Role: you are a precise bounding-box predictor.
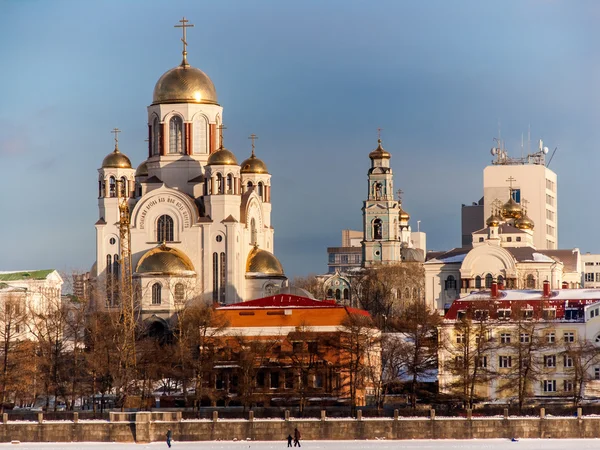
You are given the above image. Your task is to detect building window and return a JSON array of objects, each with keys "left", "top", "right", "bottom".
[
  {"left": 595, "top": 367, "right": 600, "bottom": 380},
  {"left": 227, "top": 174, "right": 234, "bottom": 194},
  {"left": 520, "top": 333, "right": 530, "bottom": 343},
  {"left": 151, "top": 283, "right": 162, "bottom": 305},
  {"left": 456, "top": 333, "right": 465, "bottom": 344},
  {"left": 445, "top": 275, "right": 457, "bottom": 290},
  {"left": 543, "top": 309, "right": 556, "bottom": 320},
  {"left": 454, "top": 356, "right": 464, "bottom": 369},
  {"left": 475, "top": 276, "right": 482, "bottom": 289},
  {"left": 169, "top": 116, "right": 184, "bottom": 154},
  {"left": 499, "top": 355, "right": 512, "bottom": 368},
  {"left": 544, "top": 355, "right": 556, "bottom": 368},
  {"left": 219, "top": 252, "right": 226, "bottom": 303},
  {"left": 212, "top": 252, "right": 219, "bottom": 302},
  {"left": 157, "top": 215, "right": 174, "bottom": 242},
  {"left": 500, "top": 333, "right": 511, "bottom": 344},
  {"left": 474, "top": 310, "right": 489, "bottom": 321},
  {"left": 516, "top": 237, "right": 521, "bottom": 242},
  {"left": 485, "top": 273, "right": 493, "bottom": 288},
  {"left": 543, "top": 380, "right": 557, "bottom": 392},
  {"left": 373, "top": 218, "right": 382, "bottom": 240},
  {"left": 564, "top": 380, "right": 574, "bottom": 392},
  {"left": 564, "top": 355, "right": 574, "bottom": 368},
  {"left": 498, "top": 309, "right": 511, "bottom": 320},
  {"left": 479, "top": 237, "right": 484, "bottom": 242},
  {"left": 497, "top": 275, "right": 504, "bottom": 285},
  {"left": 258, "top": 181, "right": 264, "bottom": 198},
  {"left": 507, "top": 237, "right": 512, "bottom": 242},
  {"left": 174, "top": 283, "right": 185, "bottom": 303},
  {"left": 250, "top": 218, "right": 257, "bottom": 245},
  {"left": 547, "top": 332, "right": 556, "bottom": 344},
  {"left": 109, "top": 177, "right": 116, "bottom": 197},
  {"left": 565, "top": 309, "right": 581, "bottom": 321},
  {"left": 152, "top": 117, "right": 160, "bottom": 156},
  {"left": 564, "top": 332, "right": 575, "bottom": 343},
  {"left": 521, "top": 308, "right": 533, "bottom": 320},
  {"left": 476, "top": 356, "right": 487, "bottom": 368},
  {"left": 526, "top": 274, "right": 536, "bottom": 289},
  {"left": 343, "top": 288, "right": 349, "bottom": 300}
]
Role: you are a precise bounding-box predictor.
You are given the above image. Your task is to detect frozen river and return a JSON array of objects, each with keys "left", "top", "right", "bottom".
[{"left": 1, "top": 440, "right": 599, "bottom": 450}]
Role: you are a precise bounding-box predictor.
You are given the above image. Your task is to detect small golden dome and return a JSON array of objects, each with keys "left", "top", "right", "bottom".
[
  {"left": 135, "top": 161, "right": 148, "bottom": 177},
  {"left": 486, "top": 212, "right": 502, "bottom": 227},
  {"left": 102, "top": 148, "right": 132, "bottom": 169},
  {"left": 246, "top": 246, "right": 285, "bottom": 277},
  {"left": 515, "top": 213, "right": 535, "bottom": 230},
  {"left": 152, "top": 64, "right": 218, "bottom": 105},
  {"left": 240, "top": 150, "right": 268, "bottom": 174},
  {"left": 501, "top": 197, "right": 522, "bottom": 219},
  {"left": 136, "top": 244, "right": 195, "bottom": 275},
  {"left": 399, "top": 205, "right": 410, "bottom": 221},
  {"left": 207, "top": 147, "right": 238, "bottom": 166},
  {"left": 369, "top": 139, "right": 391, "bottom": 160}
]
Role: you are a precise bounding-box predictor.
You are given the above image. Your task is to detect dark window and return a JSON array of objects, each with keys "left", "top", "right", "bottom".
[
  {"left": 445, "top": 275, "right": 457, "bottom": 290},
  {"left": 526, "top": 274, "right": 536, "bottom": 289},
  {"left": 485, "top": 273, "right": 493, "bottom": 288},
  {"left": 109, "top": 177, "right": 116, "bottom": 197},
  {"left": 373, "top": 218, "right": 382, "bottom": 240},
  {"left": 475, "top": 276, "right": 482, "bottom": 289},
  {"left": 157, "top": 215, "right": 174, "bottom": 242}
]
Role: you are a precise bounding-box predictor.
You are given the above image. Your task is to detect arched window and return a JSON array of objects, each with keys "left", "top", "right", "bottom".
[
  {"left": 485, "top": 273, "right": 493, "bottom": 288},
  {"left": 109, "top": 177, "right": 116, "bottom": 197},
  {"left": 174, "top": 283, "right": 185, "bottom": 303},
  {"left": 327, "top": 289, "right": 333, "bottom": 298},
  {"left": 227, "top": 174, "right": 233, "bottom": 194},
  {"left": 106, "top": 254, "right": 112, "bottom": 275},
  {"left": 258, "top": 182, "right": 264, "bottom": 198},
  {"left": 343, "top": 288, "right": 349, "bottom": 300},
  {"left": 247, "top": 181, "right": 253, "bottom": 191},
  {"left": 217, "top": 173, "right": 224, "bottom": 194},
  {"left": 219, "top": 252, "right": 226, "bottom": 303},
  {"left": 157, "top": 215, "right": 174, "bottom": 243},
  {"left": 152, "top": 117, "right": 160, "bottom": 156},
  {"left": 98, "top": 180, "right": 103, "bottom": 198},
  {"left": 445, "top": 275, "right": 456, "bottom": 290},
  {"left": 526, "top": 274, "right": 536, "bottom": 289},
  {"left": 113, "top": 254, "right": 120, "bottom": 279},
  {"left": 250, "top": 218, "right": 257, "bottom": 245},
  {"left": 212, "top": 252, "right": 219, "bottom": 302},
  {"left": 475, "top": 276, "right": 482, "bottom": 289},
  {"left": 119, "top": 176, "right": 127, "bottom": 198},
  {"left": 193, "top": 115, "right": 208, "bottom": 154},
  {"left": 152, "top": 283, "right": 162, "bottom": 305},
  {"left": 169, "top": 116, "right": 184, "bottom": 154},
  {"left": 404, "top": 287, "right": 411, "bottom": 299},
  {"left": 497, "top": 275, "right": 504, "bottom": 286},
  {"left": 373, "top": 218, "right": 382, "bottom": 240},
  {"left": 335, "top": 289, "right": 341, "bottom": 300}
]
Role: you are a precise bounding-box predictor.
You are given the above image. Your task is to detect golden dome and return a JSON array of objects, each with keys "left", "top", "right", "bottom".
[
  {"left": 207, "top": 147, "right": 238, "bottom": 166},
  {"left": 152, "top": 63, "right": 218, "bottom": 105},
  {"left": 501, "top": 197, "right": 522, "bottom": 219},
  {"left": 246, "top": 246, "right": 285, "bottom": 277},
  {"left": 369, "top": 139, "right": 391, "bottom": 160},
  {"left": 399, "top": 205, "right": 410, "bottom": 221},
  {"left": 102, "top": 148, "right": 132, "bottom": 169},
  {"left": 136, "top": 244, "right": 195, "bottom": 275},
  {"left": 240, "top": 150, "right": 268, "bottom": 174},
  {"left": 486, "top": 212, "right": 502, "bottom": 227},
  {"left": 515, "top": 213, "right": 535, "bottom": 230},
  {"left": 135, "top": 161, "right": 148, "bottom": 177}
]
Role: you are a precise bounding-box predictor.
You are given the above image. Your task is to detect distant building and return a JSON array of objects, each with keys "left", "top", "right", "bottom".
[
  {"left": 327, "top": 230, "right": 362, "bottom": 274},
  {"left": 581, "top": 253, "right": 600, "bottom": 288},
  {"left": 461, "top": 198, "right": 484, "bottom": 248}
]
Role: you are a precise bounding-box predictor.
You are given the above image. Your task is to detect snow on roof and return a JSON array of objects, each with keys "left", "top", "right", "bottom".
[{"left": 461, "top": 288, "right": 600, "bottom": 302}]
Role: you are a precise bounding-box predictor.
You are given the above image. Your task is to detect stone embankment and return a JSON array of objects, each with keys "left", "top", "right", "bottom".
[{"left": 0, "top": 408, "right": 598, "bottom": 443}]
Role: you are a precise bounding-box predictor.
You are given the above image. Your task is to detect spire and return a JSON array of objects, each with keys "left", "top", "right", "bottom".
[
  {"left": 248, "top": 133, "right": 258, "bottom": 157},
  {"left": 175, "top": 17, "right": 194, "bottom": 68},
  {"left": 111, "top": 128, "right": 121, "bottom": 153}
]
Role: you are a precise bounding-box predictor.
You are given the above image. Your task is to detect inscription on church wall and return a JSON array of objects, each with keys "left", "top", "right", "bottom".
[{"left": 139, "top": 195, "right": 191, "bottom": 229}]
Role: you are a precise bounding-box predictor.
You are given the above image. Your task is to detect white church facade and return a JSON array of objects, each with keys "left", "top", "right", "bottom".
[{"left": 92, "top": 22, "right": 286, "bottom": 321}]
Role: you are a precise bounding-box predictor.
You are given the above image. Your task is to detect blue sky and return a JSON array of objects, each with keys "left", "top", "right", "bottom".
[{"left": 1, "top": 0, "right": 599, "bottom": 278}]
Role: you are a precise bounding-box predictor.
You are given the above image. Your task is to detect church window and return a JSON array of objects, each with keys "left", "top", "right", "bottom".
[
  {"left": 98, "top": 180, "right": 103, "bottom": 198},
  {"left": 475, "top": 276, "right": 482, "bottom": 289},
  {"left": 485, "top": 273, "right": 493, "bottom": 288},
  {"left": 247, "top": 181, "right": 253, "bottom": 191},
  {"left": 526, "top": 274, "right": 536, "bottom": 289},
  {"left": 109, "top": 177, "right": 116, "bottom": 197},
  {"left": 193, "top": 115, "right": 208, "bottom": 154},
  {"left": 445, "top": 275, "right": 457, "bottom": 290},
  {"left": 335, "top": 289, "right": 341, "bottom": 300},
  {"left": 174, "top": 283, "right": 185, "bottom": 303},
  {"left": 157, "top": 215, "right": 174, "bottom": 243},
  {"left": 212, "top": 252, "right": 219, "bottom": 302},
  {"left": 220, "top": 252, "right": 226, "bottom": 303},
  {"left": 152, "top": 117, "right": 160, "bottom": 156},
  {"left": 106, "top": 255, "right": 112, "bottom": 275},
  {"left": 251, "top": 218, "right": 257, "bottom": 245},
  {"left": 373, "top": 219, "right": 382, "bottom": 240},
  {"left": 119, "top": 177, "right": 127, "bottom": 197},
  {"left": 258, "top": 182, "right": 264, "bottom": 198},
  {"left": 151, "top": 283, "right": 162, "bottom": 305},
  {"left": 217, "top": 173, "right": 224, "bottom": 194},
  {"left": 216, "top": 235, "right": 223, "bottom": 243},
  {"left": 498, "top": 275, "right": 504, "bottom": 285},
  {"left": 109, "top": 238, "right": 116, "bottom": 245},
  {"left": 343, "top": 288, "right": 349, "bottom": 300},
  {"left": 169, "top": 116, "right": 184, "bottom": 154},
  {"left": 327, "top": 289, "right": 333, "bottom": 298},
  {"left": 227, "top": 174, "right": 233, "bottom": 194},
  {"left": 113, "top": 254, "right": 120, "bottom": 279}
]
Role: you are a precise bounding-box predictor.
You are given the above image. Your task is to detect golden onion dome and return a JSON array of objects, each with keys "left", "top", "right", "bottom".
[
  {"left": 102, "top": 148, "right": 132, "bottom": 169},
  {"left": 246, "top": 246, "right": 285, "bottom": 277},
  {"left": 240, "top": 150, "right": 268, "bottom": 174},
  {"left": 369, "top": 139, "right": 391, "bottom": 160},
  {"left": 399, "top": 205, "right": 410, "bottom": 221},
  {"left": 135, "top": 161, "right": 148, "bottom": 177},
  {"left": 515, "top": 213, "right": 535, "bottom": 230},
  {"left": 501, "top": 197, "right": 522, "bottom": 219},
  {"left": 207, "top": 147, "right": 238, "bottom": 166},
  {"left": 152, "top": 63, "right": 218, "bottom": 105},
  {"left": 486, "top": 212, "right": 502, "bottom": 227},
  {"left": 136, "top": 244, "right": 195, "bottom": 275}
]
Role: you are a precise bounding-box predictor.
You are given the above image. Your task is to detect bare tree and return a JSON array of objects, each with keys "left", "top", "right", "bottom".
[
  {"left": 291, "top": 275, "right": 326, "bottom": 299},
  {"left": 563, "top": 339, "right": 600, "bottom": 405}
]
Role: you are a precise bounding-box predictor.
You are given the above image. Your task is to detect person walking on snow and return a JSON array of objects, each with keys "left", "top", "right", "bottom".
[
  {"left": 166, "top": 429, "right": 172, "bottom": 448},
  {"left": 294, "top": 427, "right": 301, "bottom": 447},
  {"left": 287, "top": 434, "right": 293, "bottom": 447}
]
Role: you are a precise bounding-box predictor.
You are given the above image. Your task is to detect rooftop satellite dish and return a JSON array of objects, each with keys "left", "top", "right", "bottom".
[
  {"left": 543, "top": 146, "right": 549, "bottom": 154},
  {"left": 491, "top": 147, "right": 497, "bottom": 156}
]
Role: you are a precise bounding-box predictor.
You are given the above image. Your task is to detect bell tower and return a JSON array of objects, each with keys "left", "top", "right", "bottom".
[{"left": 362, "top": 135, "right": 403, "bottom": 266}]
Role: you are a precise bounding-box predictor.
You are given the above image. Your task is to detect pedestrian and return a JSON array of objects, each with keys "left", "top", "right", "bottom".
[
  {"left": 166, "top": 428, "right": 172, "bottom": 448},
  {"left": 287, "top": 434, "right": 293, "bottom": 447},
  {"left": 293, "top": 427, "right": 301, "bottom": 447}
]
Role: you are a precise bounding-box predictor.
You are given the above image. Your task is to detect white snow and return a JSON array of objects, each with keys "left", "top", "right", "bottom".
[{"left": 0, "top": 440, "right": 599, "bottom": 449}]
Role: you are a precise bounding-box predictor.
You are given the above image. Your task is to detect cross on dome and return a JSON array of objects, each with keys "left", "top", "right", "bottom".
[
  {"left": 217, "top": 124, "right": 227, "bottom": 148},
  {"left": 248, "top": 133, "right": 258, "bottom": 156},
  {"left": 111, "top": 128, "right": 121, "bottom": 150},
  {"left": 175, "top": 17, "right": 194, "bottom": 67}
]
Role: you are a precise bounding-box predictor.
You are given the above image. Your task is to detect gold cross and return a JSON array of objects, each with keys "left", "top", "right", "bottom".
[
  {"left": 506, "top": 176, "right": 516, "bottom": 190},
  {"left": 175, "top": 17, "right": 194, "bottom": 66},
  {"left": 111, "top": 128, "right": 121, "bottom": 149},
  {"left": 217, "top": 124, "right": 227, "bottom": 148},
  {"left": 377, "top": 127, "right": 383, "bottom": 141},
  {"left": 396, "top": 188, "right": 403, "bottom": 202},
  {"left": 248, "top": 134, "right": 258, "bottom": 156}
]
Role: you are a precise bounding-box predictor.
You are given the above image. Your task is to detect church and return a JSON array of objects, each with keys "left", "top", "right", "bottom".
[{"left": 92, "top": 20, "right": 287, "bottom": 322}]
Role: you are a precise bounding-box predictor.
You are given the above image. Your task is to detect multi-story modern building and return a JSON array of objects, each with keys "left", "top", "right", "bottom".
[
  {"left": 327, "top": 230, "right": 363, "bottom": 274},
  {"left": 581, "top": 253, "right": 600, "bottom": 288}
]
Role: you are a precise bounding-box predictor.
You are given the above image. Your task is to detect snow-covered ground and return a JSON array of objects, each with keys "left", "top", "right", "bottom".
[{"left": 0, "top": 440, "right": 599, "bottom": 450}]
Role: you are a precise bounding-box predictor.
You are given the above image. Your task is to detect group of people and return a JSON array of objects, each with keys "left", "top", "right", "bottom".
[{"left": 165, "top": 427, "right": 302, "bottom": 447}]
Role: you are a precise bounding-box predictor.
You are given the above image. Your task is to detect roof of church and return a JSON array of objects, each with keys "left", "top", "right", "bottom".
[
  {"left": 425, "top": 247, "right": 470, "bottom": 264},
  {"left": 0, "top": 270, "right": 55, "bottom": 281},
  {"left": 222, "top": 215, "right": 238, "bottom": 223},
  {"left": 473, "top": 223, "right": 527, "bottom": 235},
  {"left": 144, "top": 175, "right": 163, "bottom": 184}
]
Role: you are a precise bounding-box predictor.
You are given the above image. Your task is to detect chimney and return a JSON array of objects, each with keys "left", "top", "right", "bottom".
[
  {"left": 543, "top": 280, "right": 551, "bottom": 297},
  {"left": 491, "top": 281, "right": 498, "bottom": 299}
]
